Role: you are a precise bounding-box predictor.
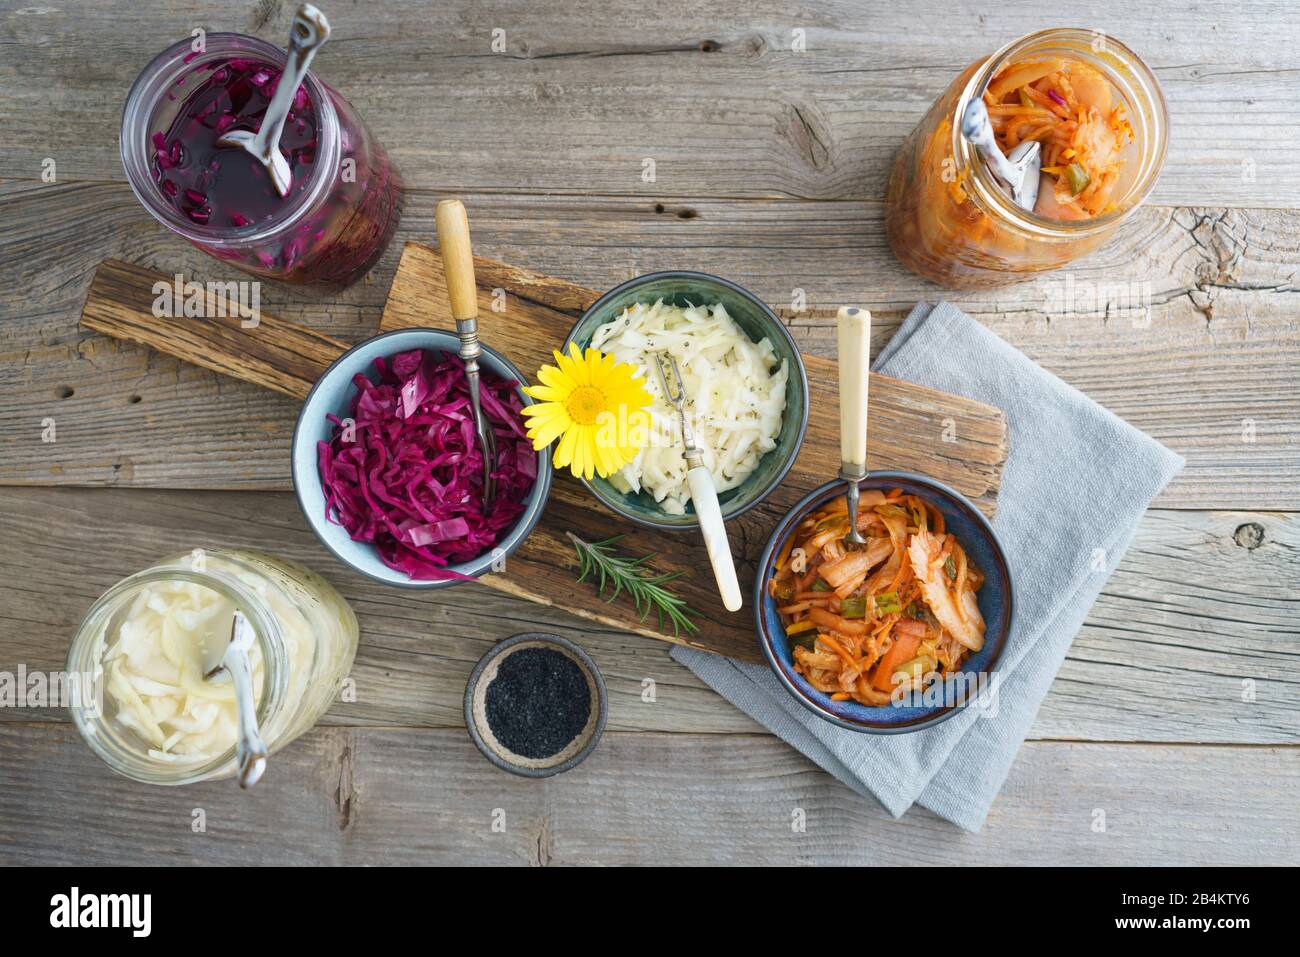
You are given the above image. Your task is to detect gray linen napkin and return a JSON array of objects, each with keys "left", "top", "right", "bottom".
[{"left": 671, "top": 301, "right": 1185, "bottom": 831}]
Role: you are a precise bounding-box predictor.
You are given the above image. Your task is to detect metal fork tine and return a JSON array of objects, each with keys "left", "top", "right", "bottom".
[
  {"left": 667, "top": 355, "right": 685, "bottom": 404},
  {"left": 653, "top": 351, "right": 685, "bottom": 408}
]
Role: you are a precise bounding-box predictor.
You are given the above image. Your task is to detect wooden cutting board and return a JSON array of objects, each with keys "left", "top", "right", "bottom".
[{"left": 81, "top": 245, "right": 1007, "bottom": 662}]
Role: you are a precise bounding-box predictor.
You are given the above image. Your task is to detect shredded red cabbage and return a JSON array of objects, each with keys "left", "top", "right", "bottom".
[{"left": 317, "top": 349, "right": 538, "bottom": 581}]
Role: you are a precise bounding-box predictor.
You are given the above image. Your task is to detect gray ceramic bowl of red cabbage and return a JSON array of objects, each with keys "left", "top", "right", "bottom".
[{"left": 291, "top": 327, "right": 551, "bottom": 588}]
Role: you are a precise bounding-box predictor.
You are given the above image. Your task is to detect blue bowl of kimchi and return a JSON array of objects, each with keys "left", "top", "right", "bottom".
[
  {"left": 292, "top": 328, "right": 552, "bottom": 589},
  {"left": 755, "top": 472, "right": 1014, "bottom": 734}
]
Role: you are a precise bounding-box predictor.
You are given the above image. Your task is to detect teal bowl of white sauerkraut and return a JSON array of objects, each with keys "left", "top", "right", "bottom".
[{"left": 563, "top": 271, "right": 809, "bottom": 531}]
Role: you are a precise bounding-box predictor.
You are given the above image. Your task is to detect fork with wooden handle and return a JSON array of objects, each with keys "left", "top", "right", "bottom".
[{"left": 435, "top": 199, "right": 497, "bottom": 512}]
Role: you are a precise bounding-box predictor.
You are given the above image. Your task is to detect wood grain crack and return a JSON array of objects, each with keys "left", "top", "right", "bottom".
[{"left": 335, "top": 734, "right": 357, "bottom": 833}]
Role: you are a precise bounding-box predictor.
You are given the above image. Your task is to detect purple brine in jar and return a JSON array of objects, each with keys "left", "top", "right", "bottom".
[{"left": 122, "top": 34, "right": 403, "bottom": 288}]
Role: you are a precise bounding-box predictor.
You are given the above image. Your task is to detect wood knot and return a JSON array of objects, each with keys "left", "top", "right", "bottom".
[
  {"left": 781, "top": 103, "right": 831, "bottom": 171},
  {"left": 652, "top": 203, "right": 699, "bottom": 219},
  {"left": 699, "top": 39, "right": 721, "bottom": 52},
  {"left": 335, "top": 739, "right": 356, "bottom": 832},
  {"left": 251, "top": 0, "right": 282, "bottom": 31},
  {"left": 532, "top": 818, "right": 554, "bottom": 866},
  {"left": 1233, "top": 522, "right": 1265, "bottom": 550}
]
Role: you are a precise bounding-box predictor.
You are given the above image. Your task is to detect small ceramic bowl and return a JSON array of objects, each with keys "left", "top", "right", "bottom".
[
  {"left": 755, "top": 471, "right": 1015, "bottom": 733},
  {"left": 291, "top": 327, "right": 552, "bottom": 589},
  {"left": 464, "top": 633, "right": 608, "bottom": 778},
  {"left": 562, "top": 270, "right": 809, "bottom": 531}
]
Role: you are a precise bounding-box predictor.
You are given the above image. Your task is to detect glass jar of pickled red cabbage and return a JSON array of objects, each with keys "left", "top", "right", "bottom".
[
  {"left": 66, "top": 549, "right": 358, "bottom": 785},
  {"left": 885, "top": 28, "right": 1168, "bottom": 288},
  {"left": 121, "top": 33, "right": 403, "bottom": 288}
]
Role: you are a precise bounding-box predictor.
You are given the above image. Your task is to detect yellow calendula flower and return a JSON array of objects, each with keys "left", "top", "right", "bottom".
[{"left": 522, "top": 343, "right": 652, "bottom": 480}]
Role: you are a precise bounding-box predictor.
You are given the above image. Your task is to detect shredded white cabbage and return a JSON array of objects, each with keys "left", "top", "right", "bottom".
[
  {"left": 103, "top": 579, "right": 264, "bottom": 759},
  {"left": 590, "top": 299, "right": 788, "bottom": 515}
]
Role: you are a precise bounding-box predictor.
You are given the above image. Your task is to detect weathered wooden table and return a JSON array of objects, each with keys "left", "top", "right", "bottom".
[{"left": 1, "top": 0, "right": 1296, "bottom": 865}]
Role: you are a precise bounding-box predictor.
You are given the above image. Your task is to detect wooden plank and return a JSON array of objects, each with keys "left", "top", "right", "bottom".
[
  {"left": 0, "top": 725, "right": 1295, "bottom": 865},
  {"left": 2, "top": 0, "right": 1300, "bottom": 207},
  {"left": 1, "top": 487, "right": 1295, "bottom": 743},
  {"left": 81, "top": 260, "right": 347, "bottom": 399},
  {"left": 68, "top": 248, "right": 1006, "bottom": 660},
  {"left": 2, "top": 184, "right": 1295, "bottom": 508}
]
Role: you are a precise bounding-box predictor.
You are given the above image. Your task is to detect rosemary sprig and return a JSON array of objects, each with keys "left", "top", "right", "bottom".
[{"left": 566, "top": 532, "right": 700, "bottom": 636}]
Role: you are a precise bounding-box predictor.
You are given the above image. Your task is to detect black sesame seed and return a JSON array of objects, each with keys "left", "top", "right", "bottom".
[{"left": 484, "top": 647, "right": 591, "bottom": 759}]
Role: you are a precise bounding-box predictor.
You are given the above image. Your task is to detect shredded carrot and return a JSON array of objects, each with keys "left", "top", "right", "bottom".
[
  {"left": 817, "top": 632, "right": 859, "bottom": 672},
  {"left": 774, "top": 534, "right": 795, "bottom": 573},
  {"left": 871, "top": 633, "right": 923, "bottom": 692}
]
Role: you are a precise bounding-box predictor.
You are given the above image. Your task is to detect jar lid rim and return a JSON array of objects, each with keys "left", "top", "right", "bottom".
[
  {"left": 953, "top": 27, "right": 1170, "bottom": 238},
  {"left": 120, "top": 33, "right": 341, "bottom": 246},
  {"left": 65, "top": 551, "right": 285, "bottom": 783}
]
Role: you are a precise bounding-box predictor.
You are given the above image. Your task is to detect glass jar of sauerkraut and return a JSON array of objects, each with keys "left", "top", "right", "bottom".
[
  {"left": 66, "top": 549, "right": 358, "bottom": 785},
  {"left": 885, "top": 28, "right": 1168, "bottom": 288}
]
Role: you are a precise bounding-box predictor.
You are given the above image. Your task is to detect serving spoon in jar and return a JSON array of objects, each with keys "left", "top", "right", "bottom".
[
  {"left": 960, "top": 96, "right": 1041, "bottom": 212},
  {"left": 202, "top": 610, "right": 268, "bottom": 789},
  {"left": 837, "top": 306, "right": 871, "bottom": 544},
  {"left": 217, "top": 3, "right": 332, "bottom": 198}
]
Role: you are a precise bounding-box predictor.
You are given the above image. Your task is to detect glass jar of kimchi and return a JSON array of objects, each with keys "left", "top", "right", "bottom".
[{"left": 885, "top": 28, "right": 1168, "bottom": 288}]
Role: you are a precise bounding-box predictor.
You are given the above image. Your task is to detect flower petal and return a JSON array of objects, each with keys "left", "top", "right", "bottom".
[
  {"left": 554, "top": 426, "right": 577, "bottom": 470},
  {"left": 536, "top": 364, "right": 572, "bottom": 392},
  {"left": 560, "top": 343, "right": 585, "bottom": 386},
  {"left": 530, "top": 415, "right": 568, "bottom": 450},
  {"left": 523, "top": 384, "right": 566, "bottom": 402}
]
